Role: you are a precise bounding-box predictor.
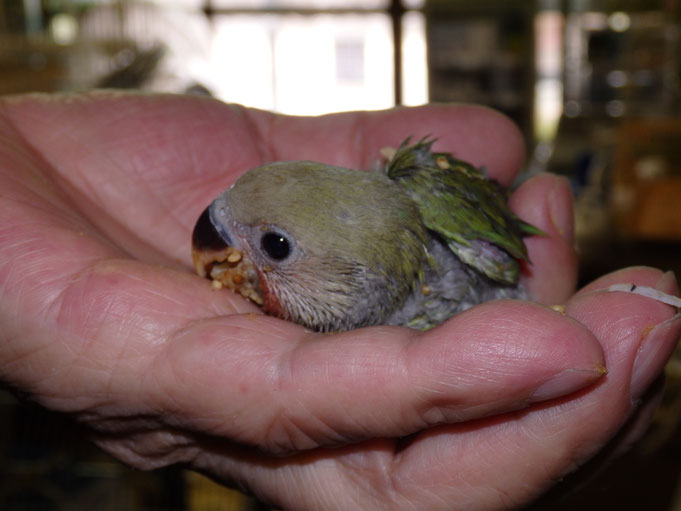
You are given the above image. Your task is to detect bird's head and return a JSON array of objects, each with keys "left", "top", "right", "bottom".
[{"left": 192, "top": 161, "right": 427, "bottom": 332}]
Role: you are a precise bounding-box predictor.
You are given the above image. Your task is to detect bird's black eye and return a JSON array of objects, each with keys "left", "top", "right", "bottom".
[{"left": 261, "top": 232, "right": 291, "bottom": 261}]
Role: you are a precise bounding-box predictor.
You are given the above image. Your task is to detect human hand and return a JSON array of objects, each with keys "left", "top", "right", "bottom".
[{"left": 0, "top": 92, "right": 678, "bottom": 510}]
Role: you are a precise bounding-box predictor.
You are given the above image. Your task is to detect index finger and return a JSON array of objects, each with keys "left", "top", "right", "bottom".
[
  {"left": 252, "top": 103, "right": 526, "bottom": 186},
  {"left": 2, "top": 94, "right": 526, "bottom": 269}
]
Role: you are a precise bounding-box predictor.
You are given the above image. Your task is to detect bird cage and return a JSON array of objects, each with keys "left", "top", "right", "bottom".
[{"left": 0, "top": 1, "right": 212, "bottom": 95}]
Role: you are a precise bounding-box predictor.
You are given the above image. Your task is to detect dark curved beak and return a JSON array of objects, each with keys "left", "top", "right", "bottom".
[
  {"left": 192, "top": 206, "right": 231, "bottom": 251},
  {"left": 191, "top": 205, "right": 235, "bottom": 278},
  {"left": 190, "top": 203, "right": 263, "bottom": 306}
]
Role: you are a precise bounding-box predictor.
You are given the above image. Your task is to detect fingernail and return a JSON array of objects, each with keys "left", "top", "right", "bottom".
[
  {"left": 548, "top": 177, "right": 574, "bottom": 245},
  {"left": 631, "top": 314, "right": 681, "bottom": 401},
  {"left": 530, "top": 366, "right": 607, "bottom": 402},
  {"left": 655, "top": 270, "right": 678, "bottom": 293}
]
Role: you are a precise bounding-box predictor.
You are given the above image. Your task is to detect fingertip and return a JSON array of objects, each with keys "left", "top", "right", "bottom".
[
  {"left": 566, "top": 270, "right": 679, "bottom": 363},
  {"left": 510, "top": 174, "right": 578, "bottom": 304},
  {"left": 565, "top": 269, "right": 680, "bottom": 408},
  {"left": 418, "top": 301, "right": 605, "bottom": 405}
]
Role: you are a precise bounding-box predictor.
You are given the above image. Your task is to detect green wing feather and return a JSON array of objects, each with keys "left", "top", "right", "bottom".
[{"left": 385, "top": 137, "right": 543, "bottom": 284}]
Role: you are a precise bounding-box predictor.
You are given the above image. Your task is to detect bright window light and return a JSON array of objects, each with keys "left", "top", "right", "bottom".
[{"left": 210, "top": 11, "right": 427, "bottom": 114}]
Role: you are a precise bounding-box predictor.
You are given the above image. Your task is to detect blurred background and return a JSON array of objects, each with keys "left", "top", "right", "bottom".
[{"left": 2, "top": 0, "right": 681, "bottom": 509}]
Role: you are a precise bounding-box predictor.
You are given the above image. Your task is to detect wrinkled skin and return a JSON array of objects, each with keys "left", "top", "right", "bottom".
[{"left": 0, "top": 91, "right": 679, "bottom": 510}]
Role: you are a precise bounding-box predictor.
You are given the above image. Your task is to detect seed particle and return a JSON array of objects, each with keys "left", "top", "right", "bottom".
[
  {"left": 435, "top": 156, "right": 450, "bottom": 170},
  {"left": 227, "top": 251, "right": 242, "bottom": 264}
]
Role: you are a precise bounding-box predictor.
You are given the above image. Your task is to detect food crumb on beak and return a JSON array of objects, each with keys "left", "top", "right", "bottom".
[{"left": 192, "top": 245, "right": 264, "bottom": 306}]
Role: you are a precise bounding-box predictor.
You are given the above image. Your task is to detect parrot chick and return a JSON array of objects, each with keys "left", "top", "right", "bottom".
[{"left": 192, "top": 138, "right": 542, "bottom": 332}]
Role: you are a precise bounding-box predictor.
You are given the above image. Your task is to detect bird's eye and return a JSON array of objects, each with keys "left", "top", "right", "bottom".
[{"left": 261, "top": 232, "right": 291, "bottom": 261}]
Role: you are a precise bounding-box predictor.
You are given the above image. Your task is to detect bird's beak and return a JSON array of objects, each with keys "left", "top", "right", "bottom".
[
  {"left": 191, "top": 206, "right": 263, "bottom": 305},
  {"left": 191, "top": 206, "right": 231, "bottom": 277}
]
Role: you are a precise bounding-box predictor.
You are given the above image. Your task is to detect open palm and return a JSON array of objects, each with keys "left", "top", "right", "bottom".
[{"left": 0, "top": 91, "right": 678, "bottom": 510}]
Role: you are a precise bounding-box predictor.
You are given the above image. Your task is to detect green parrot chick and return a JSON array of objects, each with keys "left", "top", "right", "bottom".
[{"left": 192, "top": 139, "right": 540, "bottom": 332}]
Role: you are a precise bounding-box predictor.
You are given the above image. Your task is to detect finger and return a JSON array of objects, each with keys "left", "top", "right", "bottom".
[
  {"left": 257, "top": 103, "right": 526, "bottom": 186},
  {"left": 509, "top": 173, "right": 578, "bottom": 304},
  {"left": 147, "top": 299, "right": 604, "bottom": 456},
  {"left": 571, "top": 267, "right": 679, "bottom": 402},
  {"left": 1, "top": 92, "right": 263, "bottom": 266},
  {"left": 200, "top": 380, "right": 666, "bottom": 511},
  {"left": 379, "top": 267, "right": 681, "bottom": 510},
  {"left": 0, "top": 257, "right": 258, "bottom": 409}
]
